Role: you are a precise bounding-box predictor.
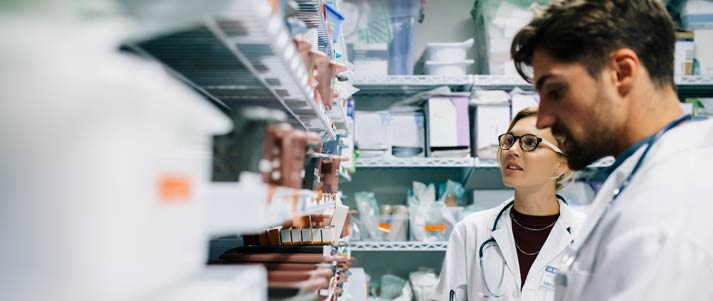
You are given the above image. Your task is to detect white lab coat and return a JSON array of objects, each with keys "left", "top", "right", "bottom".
[
  {"left": 436, "top": 197, "right": 586, "bottom": 300},
  {"left": 555, "top": 118, "right": 713, "bottom": 300}
]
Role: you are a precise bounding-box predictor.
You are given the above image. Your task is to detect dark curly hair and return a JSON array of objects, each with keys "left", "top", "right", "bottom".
[{"left": 511, "top": 0, "right": 676, "bottom": 89}]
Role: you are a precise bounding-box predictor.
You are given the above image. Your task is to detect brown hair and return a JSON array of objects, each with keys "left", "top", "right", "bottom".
[
  {"left": 499, "top": 106, "right": 574, "bottom": 191},
  {"left": 511, "top": 0, "right": 676, "bottom": 89}
]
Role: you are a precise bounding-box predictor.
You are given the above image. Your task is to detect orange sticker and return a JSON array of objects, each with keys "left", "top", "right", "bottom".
[
  {"left": 378, "top": 223, "right": 391, "bottom": 232},
  {"left": 158, "top": 174, "right": 191, "bottom": 203},
  {"left": 424, "top": 224, "right": 446, "bottom": 232}
]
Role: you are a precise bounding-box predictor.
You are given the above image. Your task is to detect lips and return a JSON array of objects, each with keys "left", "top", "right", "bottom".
[{"left": 505, "top": 161, "right": 524, "bottom": 171}]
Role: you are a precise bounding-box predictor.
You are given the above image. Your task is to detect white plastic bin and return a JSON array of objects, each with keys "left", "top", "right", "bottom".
[
  {"left": 424, "top": 60, "right": 474, "bottom": 76},
  {"left": 0, "top": 16, "right": 231, "bottom": 301},
  {"left": 425, "top": 38, "right": 474, "bottom": 62}
]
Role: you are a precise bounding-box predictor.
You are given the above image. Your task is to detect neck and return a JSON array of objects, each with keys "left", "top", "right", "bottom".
[
  {"left": 617, "top": 83, "right": 683, "bottom": 155},
  {"left": 513, "top": 183, "right": 560, "bottom": 216}
]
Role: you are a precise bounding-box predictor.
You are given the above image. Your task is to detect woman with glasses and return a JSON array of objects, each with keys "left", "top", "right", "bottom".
[{"left": 435, "top": 107, "right": 586, "bottom": 300}]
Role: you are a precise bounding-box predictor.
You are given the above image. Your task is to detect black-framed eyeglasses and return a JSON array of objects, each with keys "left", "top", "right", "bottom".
[{"left": 497, "top": 133, "right": 564, "bottom": 155}]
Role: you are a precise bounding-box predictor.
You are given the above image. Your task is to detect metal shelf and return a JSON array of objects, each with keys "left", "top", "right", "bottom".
[
  {"left": 353, "top": 75, "right": 713, "bottom": 98},
  {"left": 676, "top": 75, "right": 713, "bottom": 98},
  {"left": 356, "top": 157, "right": 474, "bottom": 168},
  {"left": 207, "top": 173, "right": 337, "bottom": 237},
  {"left": 350, "top": 241, "right": 447, "bottom": 251},
  {"left": 295, "top": 0, "right": 334, "bottom": 58},
  {"left": 127, "top": 0, "right": 336, "bottom": 140},
  {"left": 352, "top": 75, "right": 474, "bottom": 98},
  {"left": 357, "top": 156, "right": 612, "bottom": 169},
  {"left": 328, "top": 102, "right": 349, "bottom": 130},
  {"left": 473, "top": 75, "right": 532, "bottom": 90}
]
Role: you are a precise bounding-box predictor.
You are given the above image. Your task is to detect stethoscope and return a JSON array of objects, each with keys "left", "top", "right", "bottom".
[
  {"left": 475, "top": 195, "right": 569, "bottom": 299},
  {"left": 556, "top": 114, "right": 693, "bottom": 290}
]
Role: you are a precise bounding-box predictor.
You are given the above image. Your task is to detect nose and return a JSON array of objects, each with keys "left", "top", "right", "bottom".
[
  {"left": 536, "top": 103, "right": 557, "bottom": 129},
  {"left": 507, "top": 138, "right": 524, "bottom": 156}
]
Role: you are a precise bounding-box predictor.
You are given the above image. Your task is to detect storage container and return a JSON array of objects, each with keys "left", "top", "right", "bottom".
[
  {"left": 424, "top": 60, "right": 474, "bottom": 76},
  {"left": 425, "top": 38, "right": 474, "bottom": 62},
  {"left": 0, "top": 17, "right": 231, "bottom": 300}
]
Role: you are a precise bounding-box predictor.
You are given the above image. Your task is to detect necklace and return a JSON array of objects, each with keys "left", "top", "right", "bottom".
[
  {"left": 510, "top": 211, "right": 558, "bottom": 231},
  {"left": 510, "top": 210, "right": 559, "bottom": 256},
  {"left": 515, "top": 242, "right": 540, "bottom": 256}
]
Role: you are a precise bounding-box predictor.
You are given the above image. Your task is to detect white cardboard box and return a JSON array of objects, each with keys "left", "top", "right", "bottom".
[
  {"left": 473, "top": 103, "right": 511, "bottom": 159},
  {"left": 390, "top": 112, "right": 426, "bottom": 157},
  {"left": 425, "top": 96, "right": 470, "bottom": 156},
  {"left": 694, "top": 30, "right": 713, "bottom": 75}
]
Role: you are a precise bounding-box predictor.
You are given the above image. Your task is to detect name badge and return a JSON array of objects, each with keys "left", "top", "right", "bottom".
[{"left": 540, "top": 265, "right": 558, "bottom": 290}]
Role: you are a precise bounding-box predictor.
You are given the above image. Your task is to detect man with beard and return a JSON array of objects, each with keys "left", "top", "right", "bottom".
[{"left": 510, "top": 0, "right": 713, "bottom": 300}]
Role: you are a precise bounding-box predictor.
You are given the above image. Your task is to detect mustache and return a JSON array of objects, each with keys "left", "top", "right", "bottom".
[{"left": 551, "top": 122, "right": 570, "bottom": 142}]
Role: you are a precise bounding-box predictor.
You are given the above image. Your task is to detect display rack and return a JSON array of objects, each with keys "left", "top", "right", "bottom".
[
  {"left": 349, "top": 241, "right": 447, "bottom": 251},
  {"left": 126, "top": 0, "right": 336, "bottom": 140}
]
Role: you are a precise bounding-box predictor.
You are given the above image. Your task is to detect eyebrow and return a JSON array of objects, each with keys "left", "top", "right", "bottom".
[{"left": 535, "top": 74, "right": 553, "bottom": 92}]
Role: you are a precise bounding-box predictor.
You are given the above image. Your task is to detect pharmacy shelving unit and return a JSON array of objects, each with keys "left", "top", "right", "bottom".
[
  {"left": 124, "top": 0, "right": 337, "bottom": 140},
  {"left": 343, "top": 74, "right": 713, "bottom": 281},
  {"left": 119, "top": 0, "right": 358, "bottom": 300}
]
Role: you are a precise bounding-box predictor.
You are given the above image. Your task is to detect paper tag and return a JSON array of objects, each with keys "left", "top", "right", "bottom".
[
  {"left": 540, "top": 265, "right": 558, "bottom": 290},
  {"left": 424, "top": 224, "right": 446, "bottom": 232}
]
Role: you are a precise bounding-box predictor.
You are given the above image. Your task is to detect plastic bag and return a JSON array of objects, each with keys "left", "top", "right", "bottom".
[
  {"left": 355, "top": 192, "right": 382, "bottom": 241},
  {"left": 369, "top": 274, "right": 412, "bottom": 301},
  {"left": 408, "top": 181, "right": 462, "bottom": 241},
  {"left": 410, "top": 268, "right": 439, "bottom": 301},
  {"left": 438, "top": 180, "right": 466, "bottom": 207},
  {"left": 408, "top": 181, "right": 436, "bottom": 206}
]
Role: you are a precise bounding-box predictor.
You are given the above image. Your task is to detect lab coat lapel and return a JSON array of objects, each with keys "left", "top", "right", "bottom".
[
  {"left": 573, "top": 148, "right": 645, "bottom": 251},
  {"left": 524, "top": 200, "right": 574, "bottom": 290},
  {"left": 491, "top": 207, "right": 522, "bottom": 290}
]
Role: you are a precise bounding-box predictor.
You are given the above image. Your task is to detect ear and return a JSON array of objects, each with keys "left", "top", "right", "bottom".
[
  {"left": 609, "top": 48, "right": 639, "bottom": 97},
  {"left": 553, "top": 157, "right": 567, "bottom": 178}
]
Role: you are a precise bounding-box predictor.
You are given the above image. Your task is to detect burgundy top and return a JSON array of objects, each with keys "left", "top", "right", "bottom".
[{"left": 510, "top": 208, "right": 560, "bottom": 287}]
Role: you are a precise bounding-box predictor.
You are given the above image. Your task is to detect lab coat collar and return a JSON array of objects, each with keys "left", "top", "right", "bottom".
[
  {"left": 572, "top": 145, "right": 647, "bottom": 251},
  {"left": 523, "top": 198, "right": 577, "bottom": 290},
  {"left": 490, "top": 197, "right": 522, "bottom": 290}
]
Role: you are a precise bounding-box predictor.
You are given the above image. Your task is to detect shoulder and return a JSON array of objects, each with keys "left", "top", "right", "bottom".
[{"left": 456, "top": 199, "right": 512, "bottom": 232}]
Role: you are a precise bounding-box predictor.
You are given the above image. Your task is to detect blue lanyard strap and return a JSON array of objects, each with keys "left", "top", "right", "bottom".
[{"left": 611, "top": 114, "right": 692, "bottom": 201}]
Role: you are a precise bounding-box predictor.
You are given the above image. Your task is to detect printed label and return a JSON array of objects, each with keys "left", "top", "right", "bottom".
[{"left": 424, "top": 224, "right": 446, "bottom": 232}]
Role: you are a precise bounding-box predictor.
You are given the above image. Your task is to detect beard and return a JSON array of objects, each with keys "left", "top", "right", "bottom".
[{"left": 552, "top": 112, "right": 619, "bottom": 171}]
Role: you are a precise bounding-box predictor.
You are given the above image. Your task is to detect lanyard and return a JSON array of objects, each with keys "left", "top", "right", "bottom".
[
  {"left": 610, "top": 114, "right": 692, "bottom": 202},
  {"left": 558, "top": 114, "right": 692, "bottom": 289}
]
